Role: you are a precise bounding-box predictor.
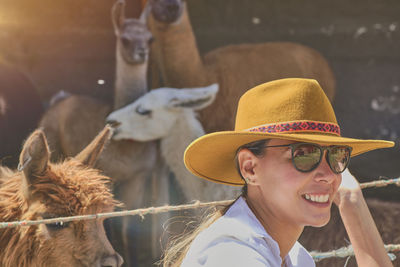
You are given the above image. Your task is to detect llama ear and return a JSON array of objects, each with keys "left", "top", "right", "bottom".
[
  {"left": 139, "top": 0, "right": 151, "bottom": 24},
  {"left": 18, "top": 130, "right": 50, "bottom": 194},
  {"left": 74, "top": 125, "right": 113, "bottom": 167},
  {"left": 168, "top": 84, "right": 219, "bottom": 111},
  {"left": 111, "top": 0, "right": 125, "bottom": 36}
]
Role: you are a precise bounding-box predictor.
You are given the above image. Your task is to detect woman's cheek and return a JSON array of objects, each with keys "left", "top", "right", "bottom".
[{"left": 333, "top": 174, "right": 342, "bottom": 193}]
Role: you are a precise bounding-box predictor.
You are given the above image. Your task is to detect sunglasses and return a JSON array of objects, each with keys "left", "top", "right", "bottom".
[{"left": 264, "top": 142, "right": 352, "bottom": 174}]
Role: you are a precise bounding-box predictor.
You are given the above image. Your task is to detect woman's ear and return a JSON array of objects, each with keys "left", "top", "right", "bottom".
[{"left": 238, "top": 149, "right": 260, "bottom": 186}]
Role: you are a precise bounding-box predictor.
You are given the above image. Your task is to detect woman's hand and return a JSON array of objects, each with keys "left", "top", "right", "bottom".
[
  {"left": 333, "top": 169, "right": 362, "bottom": 208},
  {"left": 334, "top": 169, "right": 393, "bottom": 267}
]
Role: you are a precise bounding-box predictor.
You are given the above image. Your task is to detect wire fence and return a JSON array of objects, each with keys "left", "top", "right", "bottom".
[
  {"left": 2, "top": 176, "right": 399, "bottom": 229},
  {"left": 1, "top": 176, "right": 400, "bottom": 262},
  {"left": 0, "top": 199, "right": 234, "bottom": 229},
  {"left": 311, "top": 244, "right": 400, "bottom": 262}
]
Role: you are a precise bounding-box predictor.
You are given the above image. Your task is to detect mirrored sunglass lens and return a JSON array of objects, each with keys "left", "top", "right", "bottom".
[
  {"left": 328, "top": 146, "right": 350, "bottom": 173},
  {"left": 293, "top": 144, "right": 321, "bottom": 171}
]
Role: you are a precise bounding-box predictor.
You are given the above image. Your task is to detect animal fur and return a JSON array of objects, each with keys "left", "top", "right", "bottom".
[{"left": 0, "top": 127, "right": 123, "bottom": 267}]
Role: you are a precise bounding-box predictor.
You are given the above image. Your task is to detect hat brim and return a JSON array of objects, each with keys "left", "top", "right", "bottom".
[{"left": 184, "top": 131, "right": 395, "bottom": 186}]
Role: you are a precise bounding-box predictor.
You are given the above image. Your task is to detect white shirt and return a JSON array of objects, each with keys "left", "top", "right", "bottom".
[{"left": 181, "top": 197, "right": 315, "bottom": 267}]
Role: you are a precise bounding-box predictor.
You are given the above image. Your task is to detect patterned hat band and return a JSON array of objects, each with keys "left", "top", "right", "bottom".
[{"left": 246, "top": 120, "right": 341, "bottom": 136}]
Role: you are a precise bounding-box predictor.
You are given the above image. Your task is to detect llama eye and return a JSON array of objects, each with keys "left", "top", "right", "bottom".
[
  {"left": 46, "top": 221, "right": 70, "bottom": 230},
  {"left": 121, "top": 36, "right": 130, "bottom": 47},
  {"left": 135, "top": 105, "right": 152, "bottom": 116}
]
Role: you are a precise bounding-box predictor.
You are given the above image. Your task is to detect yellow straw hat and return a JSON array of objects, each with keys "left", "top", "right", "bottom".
[{"left": 184, "top": 78, "right": 395, "bottom": 186}]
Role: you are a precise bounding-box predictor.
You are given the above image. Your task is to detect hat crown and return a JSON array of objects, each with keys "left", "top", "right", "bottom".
[{"left": 235, "top": 78, "right": 337, "bottom": 132}]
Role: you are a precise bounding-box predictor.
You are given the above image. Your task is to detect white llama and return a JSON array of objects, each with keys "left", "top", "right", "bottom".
[{"left": 106, "top": 84, "right": 241, "bottom": 201}]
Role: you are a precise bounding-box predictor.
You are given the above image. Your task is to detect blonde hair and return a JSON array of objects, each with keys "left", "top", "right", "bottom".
[
  {"left": 160, "top": 203, "right": 231, "bottom": 266},
  {"left": 160, "top": 139, "right": 269, "bottom": 266}
]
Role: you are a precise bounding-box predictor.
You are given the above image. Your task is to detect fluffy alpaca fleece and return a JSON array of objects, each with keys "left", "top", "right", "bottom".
[
  {"left": 0, "top": 161, "right": 118, "bottom": 267},
  {"left": 0, "top": 126, "right": 122, "bottom": 267}
]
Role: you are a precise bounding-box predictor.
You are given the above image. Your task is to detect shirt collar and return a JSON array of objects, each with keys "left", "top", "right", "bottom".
[
  {"left": 225, "top": 196, "right": 314, "bottom": 267},
  {"left": 225, "top": 196, "right": 283, "bottom": 264}
]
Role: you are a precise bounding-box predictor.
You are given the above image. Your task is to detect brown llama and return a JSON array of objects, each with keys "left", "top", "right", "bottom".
[
  {"left": 0, "top": 63, "right": 44, "bottom": 168},
  {"left": 38, "top": 2, "right": 159, "bottom": 266},
  {"left": 0, "top": 126, "right": 123, "bottom": 267},
  {"left": 147, "top": 0, "right": 336, "bottom": 133}
]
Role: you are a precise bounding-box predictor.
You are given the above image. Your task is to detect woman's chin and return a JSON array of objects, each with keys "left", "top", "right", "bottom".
[{"left": 305, "top": 214, "right": 331, "bottom": 227}]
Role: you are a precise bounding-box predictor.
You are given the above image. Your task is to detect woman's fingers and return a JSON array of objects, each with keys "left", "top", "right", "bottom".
[{"left": 334, "top": 169, "right": 361, "bottom": 206}]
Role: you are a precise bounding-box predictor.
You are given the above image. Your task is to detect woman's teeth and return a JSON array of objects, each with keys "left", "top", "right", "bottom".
[{"left": 304, "top": 194, "right": 329, "bottom": 203}]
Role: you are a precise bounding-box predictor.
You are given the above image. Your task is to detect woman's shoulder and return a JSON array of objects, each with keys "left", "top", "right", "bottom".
[
  {"left": 181, "top": 199, "right": 280, "bottom": 266},
  {"left": 181, "top": 230, "right": 273, "bottom": 267},
  {"left": 181, "top": 197, "right": 315, "bottom": 267}
]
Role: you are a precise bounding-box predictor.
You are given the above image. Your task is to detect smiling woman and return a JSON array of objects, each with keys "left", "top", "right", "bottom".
[{"left": 161, "top": 78, "right": 394, "bottom": 267}]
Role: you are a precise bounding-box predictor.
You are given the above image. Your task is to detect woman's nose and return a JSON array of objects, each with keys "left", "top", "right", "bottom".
[{"left": 314, "top": 154, "right": 337, "bottom": 183}]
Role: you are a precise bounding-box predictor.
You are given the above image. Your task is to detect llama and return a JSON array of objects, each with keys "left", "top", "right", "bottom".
[
  {"left": 0, "top": 126, "right": 123, "bottom": 267},
  {"left": 38, "top": 3, "right": 158, "bottom": 266},
  {"left": 111, "top": 0, "right": 153, "bottom": 109},
  {"left": 40, "top": 1, "right": 156, "bottom": 182},
  {"left": 0, "top": 63, "right": 44, "bottom": 168},
  {"left": 106, "top": 84, "right": 241, "bottom": 202},
  {"left": 147, "top": 0, "right": 336, "bottom": 133}
]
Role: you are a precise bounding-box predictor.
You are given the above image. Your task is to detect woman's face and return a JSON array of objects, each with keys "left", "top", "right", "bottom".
[{"left": 248, "top": 139, "right": 342, "bottom": 228}]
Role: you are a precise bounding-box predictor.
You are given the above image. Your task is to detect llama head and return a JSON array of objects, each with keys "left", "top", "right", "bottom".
[
  {"left": 12, "top": 125, "right": 123, "bottom": 267},
  {"left": 112, "top": 0, "right": 153, "bottom": 64},
  {"left": 149, "top": 0, "right": 184, "bottom": 23},
  {"left": 106, "top": 84, "right": 219, "bottom": 141}
]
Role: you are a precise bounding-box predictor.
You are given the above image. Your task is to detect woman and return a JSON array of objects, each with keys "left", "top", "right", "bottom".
[{"left": 162, "top": 78, "right": 394, "bottom": 266}]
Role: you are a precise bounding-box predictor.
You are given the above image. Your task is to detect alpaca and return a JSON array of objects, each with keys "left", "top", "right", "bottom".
[
  {"left": 106, "top": 84, "right": 241, "bottom": 202},
  {"left": 0, "top": 63, "right": 44, "bottom": 168},
  {"left": 147, "top": 0, "right": 336, "bottom": 133},
  {"left": 40, "top": 95, "right": 157, "bottom": 267},
  {"left": 38, "top": 3, "right": 158, "bottom": 266},
  {"left": 0, "top": 126, "right": 123, "bottom": 267}
]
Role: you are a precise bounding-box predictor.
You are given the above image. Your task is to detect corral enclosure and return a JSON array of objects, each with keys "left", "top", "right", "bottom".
[{"left": 1, "top": 2, "right": 399, "bottom": 195}]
